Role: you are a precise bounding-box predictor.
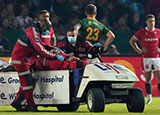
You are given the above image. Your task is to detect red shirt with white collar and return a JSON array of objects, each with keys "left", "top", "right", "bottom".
[
  {"left": 134, "top": 27, "right": 160, "bottom": 58},
  {"left": 41, "top": 27, "right": 54, "bottom": 47}
]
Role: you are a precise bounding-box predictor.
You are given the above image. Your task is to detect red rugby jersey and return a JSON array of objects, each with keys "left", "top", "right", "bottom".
[{"left": 134, "top": 27, "right": 160, "bottom": 58}]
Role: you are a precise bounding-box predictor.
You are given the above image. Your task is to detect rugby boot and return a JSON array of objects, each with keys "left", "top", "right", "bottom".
[
  {"left": 26, "top": 106, "right": 38, "bottom": 112},
  {"left": 11, "top": 101, "right": 27, "bottom": 111},
  {"left": 146, "top": 98, "right": 152, "bottom": 104}
]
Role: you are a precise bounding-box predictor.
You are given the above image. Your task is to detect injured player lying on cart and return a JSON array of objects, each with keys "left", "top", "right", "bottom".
[
  {"left": 0, "top": 49, "right": 92, "bottom": 73},
  {"left": 0, "top": 54, "right": 85, "bottom": 72},
  {"left": 0, "top": 43, "right": 102, "bottom": 82}
]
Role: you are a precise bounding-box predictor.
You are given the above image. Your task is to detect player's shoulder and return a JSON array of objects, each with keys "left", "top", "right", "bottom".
[
  {"left": 25, "top": 26, "right": 34, "bottom": 33},
  {"left": 136, "top": 28, "right": 146, "bottom": 33},
  {"left": 80, "top": 18, "right": 88, "bottom": 22},
  {"left": 154, "top": 28, "right": 160, "bottom": 32},
  {"left": 50, "top": 27, "right": 54, "bottom": 31},
  {"left": 95, "top": 19, "right": 108, "bottom": 28},
  {"left": 49, "top": 27, "right": 54, "bottom": 34}
]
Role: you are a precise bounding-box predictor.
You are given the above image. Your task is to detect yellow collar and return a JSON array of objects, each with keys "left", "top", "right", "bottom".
[{"left": 87, "top": 17, "right": 96, "bottom": 20}]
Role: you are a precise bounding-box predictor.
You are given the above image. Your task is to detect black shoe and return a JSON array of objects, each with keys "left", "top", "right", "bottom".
[
  {"left": 0, "top": 67, "right": 4, "bottom": 72},
  {"left": 11, "top": 102, "right": 26, "bottom": 111},
  {"left": 2, "top": 65, "right": 16, "bottom": 72},
  {"left": 26, "top": 106, "right": 38, "bottom": 112}
]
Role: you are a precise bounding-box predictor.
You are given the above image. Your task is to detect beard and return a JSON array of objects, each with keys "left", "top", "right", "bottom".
[{"left": 40, "top": 19, "right": 52, "bottom": 31}]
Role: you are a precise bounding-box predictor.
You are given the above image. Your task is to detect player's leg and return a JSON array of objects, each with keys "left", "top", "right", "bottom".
[
  {"left": 153, "top": 71, "right": 160, "bottom": 93},
  {"left": 144, "top": 71, "right": 152, "bottom": 104},
  {"left": 35, "top": 56, "right": 65, "bottom": 70},
  {"left": 43, "top": 58, "right": 63, "bottom": 70},
  {"left": 143, "top": 58, "right": 152, "bottom": 104},
  {"left": 34, "top": 57, "right": 45, "bottom": 71},
  {"left": 152, "top": 58, "right": 160, "bottom": 94}
]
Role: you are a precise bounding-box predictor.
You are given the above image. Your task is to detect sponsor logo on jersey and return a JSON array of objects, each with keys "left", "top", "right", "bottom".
[
  {"left": 88, "top": 21, "right": 98, "bottom": 26},
  {"left": 144, "top": 38, "right": 158, "bottom": 41}
]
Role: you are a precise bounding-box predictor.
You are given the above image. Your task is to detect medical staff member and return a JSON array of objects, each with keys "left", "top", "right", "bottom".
[{"left": 10, "top": 10, "right": 65, "bottom": 112}]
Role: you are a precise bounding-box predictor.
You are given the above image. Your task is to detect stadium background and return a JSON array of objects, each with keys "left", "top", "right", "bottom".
[{"left": 0, "top": 0, "right": 160, "bottom": 96}]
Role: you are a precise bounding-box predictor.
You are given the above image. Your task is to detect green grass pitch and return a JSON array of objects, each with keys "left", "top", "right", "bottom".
[{"left": 0, "top": 97, "right": 160, "bottom": 115}]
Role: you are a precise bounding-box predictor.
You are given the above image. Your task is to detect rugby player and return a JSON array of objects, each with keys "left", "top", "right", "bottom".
[
  {"left": 73, "top": 4, "right": 115, "bottom": 51},
  {"left": 129, "top": 14, "right": 160, "bottom": 104}
]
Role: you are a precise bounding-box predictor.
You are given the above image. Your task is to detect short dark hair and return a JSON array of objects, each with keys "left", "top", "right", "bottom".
[
  {"left": 85, "top": 4, "right": 97, "bottom": 15},
  {"left": 145, "top": 14, "right": 155, "bottom": 21},
  {"left": 39, "top": 10, "right": 49, "bottom": 16},
  {"left": 67, "top": 27, "right": 75, "bottom": 32}
]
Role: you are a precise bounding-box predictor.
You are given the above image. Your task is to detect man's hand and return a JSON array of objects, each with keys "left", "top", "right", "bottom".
[
  {"left": 73, "top": 29, "right": 78, "bottom": 35},
  {"left": 56, "top": 54, "right": 64, "bottom": 62},
  {"left": 93, "top": 43, "right": 102, "bottom": 47},
  {"left": 50, "top": 47, "right": 63, "bottom": 54},
  {"left": 54, "top": 47, "right": 62, "bottom": 51},
  {"left": 50, "top": 49, "right": 60, "bottom": 54},
  {"left": 66, "top": 56, "right": 80, "bottom": 61},
  {"left": 139, "top": 48, "right": 147, "bottom": 54},
  {"left": 73, "top": 25, "right": 80, "bottom": 35},
  {"left": 156, "top": 48, "right": 160, "bottom": 54}
]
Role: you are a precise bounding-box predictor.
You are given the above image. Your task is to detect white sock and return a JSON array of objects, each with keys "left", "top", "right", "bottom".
[{"left": 147, "top": 94, "right": 152, "bottom": 101}]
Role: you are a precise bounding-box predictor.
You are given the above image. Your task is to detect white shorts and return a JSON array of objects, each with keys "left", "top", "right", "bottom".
[{"left": 143, "top": 58, "right": 160, "bottom": 72}]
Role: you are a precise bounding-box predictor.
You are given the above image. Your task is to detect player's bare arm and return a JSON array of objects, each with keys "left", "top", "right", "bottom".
[
  {"left": 103, "top": 31, "right": 115, "bottom": 50},
  {"left": 73, "top": 25, "right": 80, "bottom": 34},
  {"left": 129, "top": 36, "right": 147, "bottom": 54},
  {"left": 51, "top": 34, "right": 56, "bottom": 46},
  {"left": 156, "top": 48, "right": 160, "bottom": 54}
]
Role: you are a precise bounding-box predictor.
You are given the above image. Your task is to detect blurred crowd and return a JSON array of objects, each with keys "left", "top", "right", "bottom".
[{"left": 0, "top": 0, "right": 160, "bottom": 55}]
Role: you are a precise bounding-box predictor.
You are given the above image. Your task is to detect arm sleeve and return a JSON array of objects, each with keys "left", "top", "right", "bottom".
[
  {"left": 76, "top": 20, "right": 82, "bottom": 28},
  {"left": 84, "top": 41, "right": 94, "bottom": 51},
  {"left": 26, "top": 27, "right": 57, "bottom": 59},
  {"left": 134, "top": 29, "right": 142, "bottom": 40},
  {"left": 50, "top": 27, "right": 54, "bottom": 36},
  {"left": 102, "top": 25, "right": 110, "bottom": 35},
  {"left": 158, "top": 29, "right": 160, "bottom": 40}
]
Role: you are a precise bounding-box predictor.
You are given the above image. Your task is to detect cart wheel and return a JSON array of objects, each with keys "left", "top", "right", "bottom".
[
  {"left": 126, "top": 88, "right": 145, "bottom": 112},
  {"left": 87, "top": 88, "right": 105, "bottom": 112},
  {"left": 57, "top": 103, "right": 79, "bottom": 112}
]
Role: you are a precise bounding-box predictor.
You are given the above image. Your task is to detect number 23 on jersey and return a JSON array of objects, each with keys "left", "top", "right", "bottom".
[{"left": 86, "top": 27, "right": 100, "bottom": 41}]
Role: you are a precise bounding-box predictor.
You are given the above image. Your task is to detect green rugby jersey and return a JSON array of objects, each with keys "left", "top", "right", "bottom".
[{"left": 77, "top": 17, "right": 110, "bottom": 44}]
